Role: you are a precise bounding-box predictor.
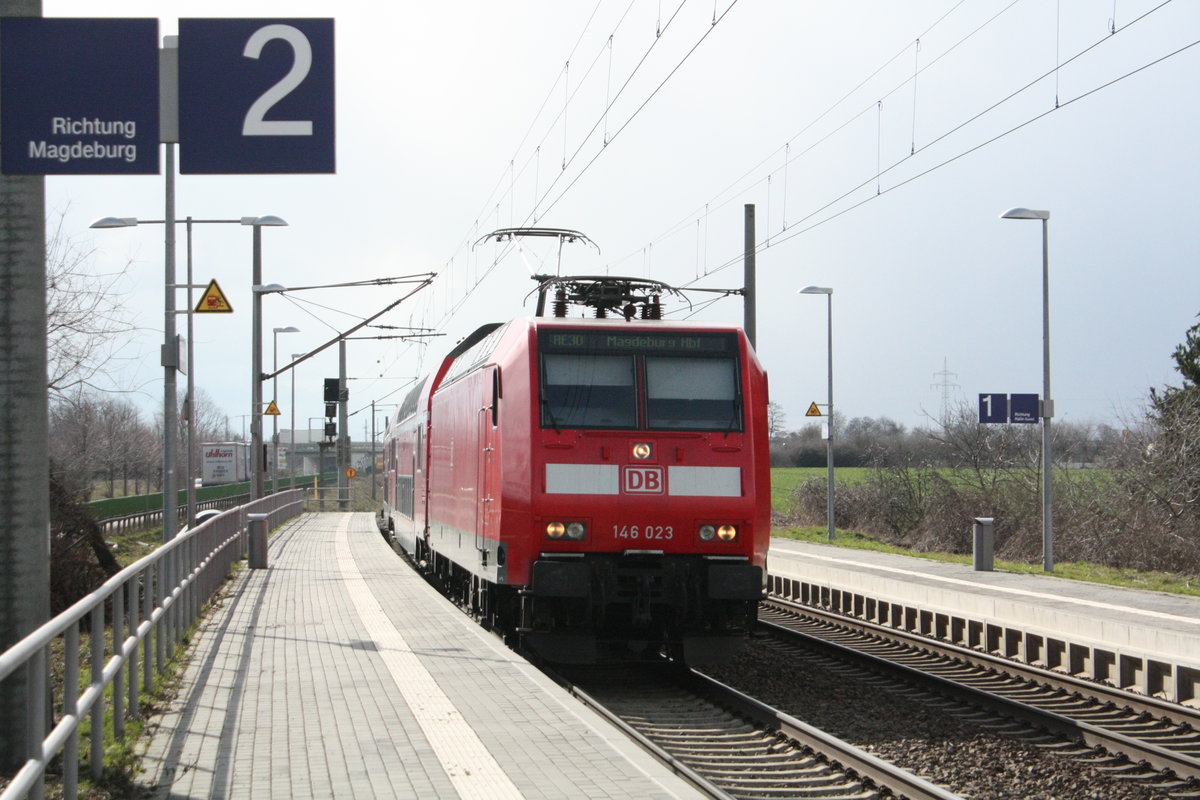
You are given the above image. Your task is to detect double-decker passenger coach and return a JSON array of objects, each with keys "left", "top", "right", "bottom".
[{"left": 380, "top": 262, "right": 770, "bottom": 663}]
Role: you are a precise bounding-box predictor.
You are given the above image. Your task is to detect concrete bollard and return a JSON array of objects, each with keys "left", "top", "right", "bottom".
[
  {"left": 973, "top": 517, "right": 995, "bottom": 572},
  {"left": 248, "top": 512, "right": 270, "bottom": 569}
]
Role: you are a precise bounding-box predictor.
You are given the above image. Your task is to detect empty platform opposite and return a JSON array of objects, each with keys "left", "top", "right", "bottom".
[{"left": 768, "top": 538, "right": 1200, "bottom": 705}]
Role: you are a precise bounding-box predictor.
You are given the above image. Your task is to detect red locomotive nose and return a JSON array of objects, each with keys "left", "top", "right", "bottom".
[{"left": 377, "top": 274, "right": 770, "bottom": 665}]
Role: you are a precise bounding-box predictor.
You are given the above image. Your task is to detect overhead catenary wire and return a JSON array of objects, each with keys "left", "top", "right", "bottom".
[
  {"left": 688, "top": 20, "right": 1200, "bottom": 291},
  {"left": 376, "top": 1, "right": 732, "bottom": 382},
  {"left": 631, "top": 0, "right": 1182, "bottom": 294},
  {"left": 377, "top": 0, "right": 1188, "bottom": 399}
]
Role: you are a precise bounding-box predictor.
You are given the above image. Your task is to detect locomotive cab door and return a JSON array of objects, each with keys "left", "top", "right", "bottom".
[{"left": 476, "top": 366, "right": 499, "bottom": 563}]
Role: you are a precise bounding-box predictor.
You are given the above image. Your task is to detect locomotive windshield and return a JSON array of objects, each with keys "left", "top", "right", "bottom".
[
  {"left": 542, "top": 354, "right": 636, "bottom": 428},
  {"left": 538, "top": 329, "right": 742, "bottom": 432}
]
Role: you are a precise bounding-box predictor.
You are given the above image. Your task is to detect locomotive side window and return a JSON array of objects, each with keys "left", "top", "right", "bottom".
[
  {"left": 542, "top": 354, "right": 636, "bottom": 429},
  {"left": 645, "top": 356, "right": 740, "bottom": 431}
]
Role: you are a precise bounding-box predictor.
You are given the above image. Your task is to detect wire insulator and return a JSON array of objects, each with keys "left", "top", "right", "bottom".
[
  {"left": 595, "top": 306, "right": 607, "bottom": 319},
  {"left": 645, "top": 294, "right": 662, "bottom": 320},
  {"left": 553, "top": 289, "right": 568, "bottom": 318}
]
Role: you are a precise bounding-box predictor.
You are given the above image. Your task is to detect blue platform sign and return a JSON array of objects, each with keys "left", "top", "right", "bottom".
[
  {"left": 179, "top": 18, "right": 335, "bottom": 174},
  {"left": 1009, "top": 393, "right": 1040, "bottom": 424},
  {"left": 978, "top": 393, "right": 1008, "bottom": 424},
  {"left": 0, "top": 18, "right": 159, "bottom": 175}
]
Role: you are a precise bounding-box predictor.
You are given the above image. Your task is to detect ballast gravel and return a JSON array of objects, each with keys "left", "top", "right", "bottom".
[{"left": 704, "top": 641, "right": 1194, "bottom": 800}]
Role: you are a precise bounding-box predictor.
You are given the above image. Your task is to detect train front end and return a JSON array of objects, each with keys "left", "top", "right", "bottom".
[{"left": 518, "top": 320, "right": 770, "bottom": 664}]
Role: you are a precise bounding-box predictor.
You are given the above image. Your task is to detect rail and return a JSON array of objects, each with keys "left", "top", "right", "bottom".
[{"left": 0, "top": 489, "right": 306, "bottom": 800}]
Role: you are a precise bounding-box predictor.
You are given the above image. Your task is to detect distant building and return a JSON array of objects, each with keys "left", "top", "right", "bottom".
[{"left": 274, "top": 429, "right": 380, "bottom": 475}]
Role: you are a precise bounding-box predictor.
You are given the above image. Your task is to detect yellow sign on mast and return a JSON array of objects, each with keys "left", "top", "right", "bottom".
[{"left": 195, "top": 279, "right": 233, "bottom": 313}]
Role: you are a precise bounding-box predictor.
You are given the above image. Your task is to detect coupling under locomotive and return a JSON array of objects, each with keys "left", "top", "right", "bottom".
[{"left": 380, "top": 240, "right": 769, "bottom": 663}]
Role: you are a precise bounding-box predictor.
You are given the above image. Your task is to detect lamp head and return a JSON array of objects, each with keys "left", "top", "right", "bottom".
[
  {"left": 90, "top": 216, "right": 139, "bottom": 228},
  {"left": 1000, "top": 208, "right": 1049, "bottom": 221},
  {"left": 242, "top": 215, "right": 288, "bottom": 227},
  {"left": 273, "top": 326, "right": 300, "bottom": 334},
  {"left": 799, "top": 286, "right": 833, "bottom": 295},
  {"left": 253, "top": 283, "right": 287, "bottom": 294}
]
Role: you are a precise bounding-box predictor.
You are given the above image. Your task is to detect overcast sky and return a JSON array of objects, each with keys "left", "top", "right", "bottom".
[{"left": 41, "top": 0, "right": 1200, "bottom": 438}]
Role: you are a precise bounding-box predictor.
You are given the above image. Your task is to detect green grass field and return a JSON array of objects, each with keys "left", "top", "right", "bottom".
[
  {"left": 768, "top": 467, "right": 1200, "bottom": 596},
  {"left": 770, "top": 467, "right": 872, "bottom": 514}
]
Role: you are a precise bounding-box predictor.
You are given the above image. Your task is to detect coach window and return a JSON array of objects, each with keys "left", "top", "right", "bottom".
[
  {"left": 542, "top": 353, "right": 636, "bottom": 429},
  {"left": 645, "top": 356, "right": 740, "bottom": 431}
]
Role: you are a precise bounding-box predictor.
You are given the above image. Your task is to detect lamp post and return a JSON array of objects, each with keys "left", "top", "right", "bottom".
[
  {"left": 799, "top": 286, "right": 835, "bottom": 541},
  {"left": 291, "top": 352, "right": 304, "bottom": 490},
  {"left": 247, "top": 218, "right": 289, "bottom": 501},
  {"left": 90, "top": 214, "right": 283, "bottom": 535},
  {"left": 1000, "top": 207, "right": 1053, "bottom": 572},
  {"left": 271, "top": 326, "right": 300, "bottom": 491}
]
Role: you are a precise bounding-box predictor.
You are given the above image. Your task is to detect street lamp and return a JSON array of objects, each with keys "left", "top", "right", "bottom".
[
  {"left": 90, "top": 214, "right": 283, "bottom": 536},
  {"left": 799, "top": 285, "right": 835, "bottom": 541},
  {"left": 291, "top": 352, "right": 304, "bottom": 490},
  {"left": 1000, "top": 207, "right": 1053, "bottom": 572},
  {"left": 247, "top": 217, "right": 289, "bottom": 501},
  {"left": 271, "top": 327, "right": 300, "bottom": 491}
]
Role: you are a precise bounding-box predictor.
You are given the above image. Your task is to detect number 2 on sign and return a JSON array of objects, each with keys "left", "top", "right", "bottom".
[{"left": 242, "top": 24, "right": 314, "bottom": 136}]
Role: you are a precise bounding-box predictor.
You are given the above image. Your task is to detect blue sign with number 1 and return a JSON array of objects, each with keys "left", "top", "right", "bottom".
[
  {"left": 978, "top": 393, "right": 1009, "bottom": 424},
  {"left": 179, "top": 18, "right": 335, "bottom": 174}
]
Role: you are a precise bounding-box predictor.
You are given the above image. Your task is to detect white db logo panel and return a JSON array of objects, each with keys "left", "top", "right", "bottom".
[{"left": 622, "top": 465, "right": 665, "bottom": 494}]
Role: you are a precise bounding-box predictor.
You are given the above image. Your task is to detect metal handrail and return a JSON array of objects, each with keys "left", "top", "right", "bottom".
[
  {"left": 96, "top": 495, "right": 250, "bottom": 536},
  {"left": 0, "top": 490, "right": 306, "bottom": 800}
]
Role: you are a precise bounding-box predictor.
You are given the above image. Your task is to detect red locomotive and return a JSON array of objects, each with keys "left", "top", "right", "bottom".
[{"left": 379, "top": 264, "right": 770, "bottom": 663}]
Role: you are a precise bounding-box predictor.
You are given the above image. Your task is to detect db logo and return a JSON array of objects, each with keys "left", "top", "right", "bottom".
[{"left": 622, "top": 465, "right": 665, "bottom": 494}]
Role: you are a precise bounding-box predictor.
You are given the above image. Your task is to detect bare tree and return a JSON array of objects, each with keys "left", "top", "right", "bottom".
[
  {"left": 45, "top": 209, "right": 136, "bottom": 398},
  {"left": 767, "top": 401, "right": 787, "bottom": 441}
]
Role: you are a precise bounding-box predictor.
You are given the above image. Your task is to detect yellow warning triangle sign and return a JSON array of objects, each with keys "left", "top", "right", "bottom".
[
  {"left": 264, "top": 400, "right": 281, "bottom": 416},
  {"left": 195, "top": 279, "right": 233, "bottom": 313},
  {"left": 805, "top": 402, "right": 823, "bottom": 417}
]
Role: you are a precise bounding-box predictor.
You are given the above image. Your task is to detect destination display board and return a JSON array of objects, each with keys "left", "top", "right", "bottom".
[
  {"left": 0, "top": 18, "right": 159, "bottom": 174},
  {"left": 540, "top": 329, "right": 736, "bottom": 355}
]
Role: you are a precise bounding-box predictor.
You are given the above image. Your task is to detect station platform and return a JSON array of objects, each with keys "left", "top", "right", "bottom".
[
  {"left": 139, "top": 512, "right": 705, "bottom": 800},
  {"left": 767, "top": 538, "right": 1200, "bottom": 705}
]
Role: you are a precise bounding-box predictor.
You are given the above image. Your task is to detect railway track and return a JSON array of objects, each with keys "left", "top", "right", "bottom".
[
  {"left": 553, "top": 663, "right": 962, "bottom": 800},
  {"left": 756, "top": 596, "right": 1200, "bottom": 795}
]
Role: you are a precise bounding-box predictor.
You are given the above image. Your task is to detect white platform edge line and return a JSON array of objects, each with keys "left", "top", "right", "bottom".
[{"left": 334, "top": 516, "right": 525, "bottom": 800}]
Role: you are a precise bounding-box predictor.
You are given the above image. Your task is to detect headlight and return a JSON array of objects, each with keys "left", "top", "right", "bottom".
[
  {"left": 546, "top": 521, "right": 586, "bottom": 541},
  {"left": 632, "top": 442, "right": 653, "bottom": 460},
  {"left": 699, "top": 524, "right": 716, "bottom": 541},
  {"left": 717, "top": 524, "right": 738, "bottom": 542}
]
